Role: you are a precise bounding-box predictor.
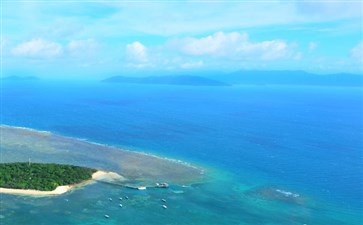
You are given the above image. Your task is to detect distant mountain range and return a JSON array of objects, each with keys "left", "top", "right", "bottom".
[
  {"left": 2, "top": 76, "right": 39, "bottom": 81},
  {"left": 102, "top": 75, "right": 230, "bottom": 86},
  {"left": 3, "top": 71, "right": 362, "bottom": 87},
  {"left": 209, "top": 70, "right": 363, "bottom": 87},
  {"left": 102, "top": 71, "right": 363, "bottom": 87}
]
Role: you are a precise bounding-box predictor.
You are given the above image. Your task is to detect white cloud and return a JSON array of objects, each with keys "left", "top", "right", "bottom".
[
  {"left": 126, "top": 41, "right": 148, "bottom": 63},
  {"left": 11, "top": 38, "right": 62, "bottom": 58},
  {"left": 351, "top": 41, "right": 363, "bottom": 61},
  {"left": 170, "top": 31, "right": 293, "bottom": 61},
  {"left": 308, "top": 42, "right": 317, "bottom": 52},
  {"left": 181, "top": 61, "right": 204, "bottom": 69},
  {"left": 177, "top": 32, "right": 248, "bottom": 56},
  {"left": 248, "top": 40, "right": 289, "bottom": 60}
]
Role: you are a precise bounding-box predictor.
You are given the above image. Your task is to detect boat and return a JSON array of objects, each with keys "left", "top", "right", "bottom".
[
  {"left": 155, "top": 182, "right": 169, "bottom": 188},
  {"left": 162, "top": 205, "right": 167, "bottom": 209}
]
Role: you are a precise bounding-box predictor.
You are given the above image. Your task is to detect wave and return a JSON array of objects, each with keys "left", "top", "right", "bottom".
[{"left": 275, "top": 189, "right": 300, "bottom": 198}]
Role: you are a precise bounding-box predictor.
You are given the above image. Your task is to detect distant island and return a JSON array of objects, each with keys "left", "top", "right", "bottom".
[
  {"left": 1, "top": 75, "right": 39, "bottom": 81},
  {"left": 102, "top": 71, "right": 363, "bottom": 87},
  {"left": 209, "top": 70, "right": 363, "bottom": 87},
  {"left": 0, "top": 162, "right": 121, "bottom": 196},
  {"left": 102, "top": 75, "right": 230, "bottom": 86}
]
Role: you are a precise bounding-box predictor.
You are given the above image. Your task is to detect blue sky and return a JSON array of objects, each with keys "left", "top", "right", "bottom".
[{"left": 1, "top": 1, "right": 362, "bottom": 79}]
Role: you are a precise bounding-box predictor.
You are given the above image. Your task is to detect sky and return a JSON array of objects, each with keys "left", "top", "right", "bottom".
[{"left": 1, "top": 1, "right": 363, "bottom": 79}]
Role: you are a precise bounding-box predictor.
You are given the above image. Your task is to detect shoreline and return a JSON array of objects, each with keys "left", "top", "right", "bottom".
[{"left": 0, "top": 171, "right": 123, "bottom": 196}]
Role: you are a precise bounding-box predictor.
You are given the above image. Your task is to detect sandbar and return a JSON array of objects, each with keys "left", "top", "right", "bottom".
[{"left": 0, "top": 170, "right": 124, "bottom": 196}]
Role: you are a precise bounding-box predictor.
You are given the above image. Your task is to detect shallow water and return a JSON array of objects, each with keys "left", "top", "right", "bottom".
[
  {"left": 0, "top": 126, "right": 204, "bottom": 185},
  {"left": 1, "top": 81, "right": 362, "bottom": 224}
]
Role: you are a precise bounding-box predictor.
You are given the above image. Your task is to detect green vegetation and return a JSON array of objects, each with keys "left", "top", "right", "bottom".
[{"left": 0, "top": 162, "right": 97, "bottom": 191}]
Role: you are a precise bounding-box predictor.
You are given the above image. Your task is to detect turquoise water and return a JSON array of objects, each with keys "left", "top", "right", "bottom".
[{"left": 1, "top": 80, "right": 362, "bottom": 224}]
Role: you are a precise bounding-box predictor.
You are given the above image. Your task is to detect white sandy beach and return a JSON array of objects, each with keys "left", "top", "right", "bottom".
[
  {"left": 92, "top": 171, "right": 125, "bottom": 181},
  {"left": 0, "top": 171, "right": 124, "bottom": 196}
]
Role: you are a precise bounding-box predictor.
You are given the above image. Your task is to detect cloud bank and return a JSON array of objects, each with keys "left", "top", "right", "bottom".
[{"left": 11, "top": 39, "right": 62, "bottom": 58}]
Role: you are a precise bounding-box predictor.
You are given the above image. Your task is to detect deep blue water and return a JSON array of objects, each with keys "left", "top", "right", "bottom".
[{"left": 1, "top": 80, "right": 363, "bottom": 224}]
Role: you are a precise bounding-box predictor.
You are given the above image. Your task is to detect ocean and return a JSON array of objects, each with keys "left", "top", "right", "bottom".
[{"left": 1, "top": 80, "right": 362, "bottom": 224}]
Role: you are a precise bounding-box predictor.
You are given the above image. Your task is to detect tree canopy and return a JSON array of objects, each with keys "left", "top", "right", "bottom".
[{"left": 0, "top": 162, "right": 97, "bottom": 191}]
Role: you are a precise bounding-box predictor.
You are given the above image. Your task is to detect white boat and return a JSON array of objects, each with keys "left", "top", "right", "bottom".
[
  {"left": 104, "top": 215, "right": 110, "bottom": 218},
  {"left": 162, "top": 205, "right": 167, "bottom": 209},
  {"left": 156, "top": 183, "right": 169, "bottom": 188}
]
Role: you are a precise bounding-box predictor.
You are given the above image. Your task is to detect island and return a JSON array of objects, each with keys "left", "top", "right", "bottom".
[
  {"left": 102, "top": 75, "right": 230, "bottom": 86},
  {"left": 0, "top": 162, "right": 122, "bottom": 196},
  {"left": 209, "top": 70, "right": 363, "bottom": 87}
]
